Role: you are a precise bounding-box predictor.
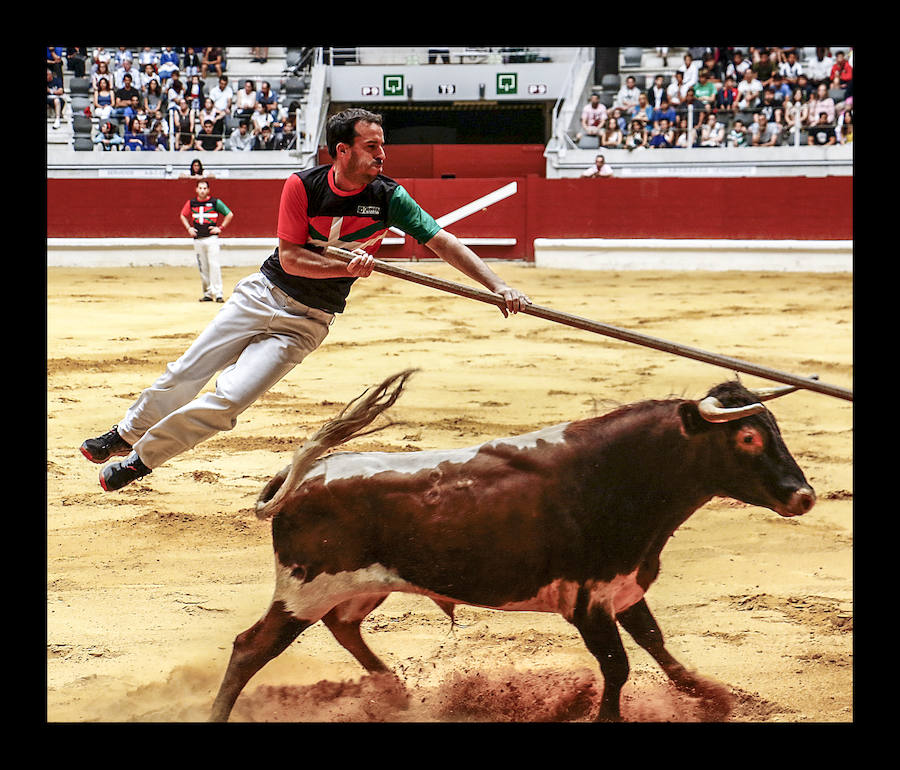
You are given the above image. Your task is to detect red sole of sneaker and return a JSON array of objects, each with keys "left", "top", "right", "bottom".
[
  {"left": 80, "top": 445, "right": 103, "bottom": 464},
  {"left": 99, "top": 470, "right": 109, "bottom": 491}
]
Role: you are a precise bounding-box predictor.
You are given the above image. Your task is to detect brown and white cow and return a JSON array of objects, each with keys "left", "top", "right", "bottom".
[{"left": 209, "top": 370, "right": 815, "bottom": 722}]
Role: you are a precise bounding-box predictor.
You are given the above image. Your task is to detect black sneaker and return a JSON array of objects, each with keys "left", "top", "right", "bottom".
[
  {"left": 200, "top": 296, "right": 214, "bottom": 302},
  {"left": 99, "top": 452, "right": 152, "bottom": 491},
  {"left": 215, "top": 296, "right": 224, "bottom": 303},
  {"left": 80, "top": 425, "right": 132, "bottom": 464}
]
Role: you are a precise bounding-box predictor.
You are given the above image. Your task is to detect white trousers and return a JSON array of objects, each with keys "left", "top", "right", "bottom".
[
  {"left": 194, "top": 235, "right": 223, "bottom": 299},
  {"left": 118, "top": 272, "right": 333, "bottom": 469}
]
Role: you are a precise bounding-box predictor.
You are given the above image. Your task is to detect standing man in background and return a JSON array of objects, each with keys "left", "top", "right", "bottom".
[{"left": 179, "top": 179, "right": 233, "bottom": 302}]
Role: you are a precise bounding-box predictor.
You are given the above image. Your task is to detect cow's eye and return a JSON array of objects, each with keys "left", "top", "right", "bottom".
[{"left": 736, "top": 427, "right": 764, "bottom": 453}]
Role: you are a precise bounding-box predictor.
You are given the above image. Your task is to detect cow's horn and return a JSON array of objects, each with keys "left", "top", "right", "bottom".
[
  {"left": 750, "top": 375, "right": 819, "bottom": 402},
  {"left": 696, "top": 396, "right": 766, "bottom": 423}
]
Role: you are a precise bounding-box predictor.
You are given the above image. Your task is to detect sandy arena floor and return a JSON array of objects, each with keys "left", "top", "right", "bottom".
[{"left": 46, "top": 261, "right": 852, "bottom": 722}]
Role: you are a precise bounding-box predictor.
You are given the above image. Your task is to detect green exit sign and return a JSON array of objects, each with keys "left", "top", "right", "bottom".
[
  {"left": 384, "top": 74, "right": 404, "bottom": 96},
  {"left": 496, "top": 72, "right": 518, "bottom": 94}
]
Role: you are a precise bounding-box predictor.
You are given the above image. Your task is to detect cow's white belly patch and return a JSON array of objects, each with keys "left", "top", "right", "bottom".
[
  {"left": 497, "top": 570, "right": 644, "bottom": 620},
  {"left": 312, "top": 422, "right": 571, "bottom": 484},
  {"left": 273, "top": 560, "right": 644, "bottom": 623}
]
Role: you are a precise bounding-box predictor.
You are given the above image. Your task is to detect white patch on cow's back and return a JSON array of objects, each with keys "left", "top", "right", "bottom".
[{"left": 312, "top": 421, "right": 571, "bottom": 484}]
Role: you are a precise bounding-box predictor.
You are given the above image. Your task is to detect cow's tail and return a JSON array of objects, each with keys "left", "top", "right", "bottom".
[{"left": 255, "top": 368, "right": 418, "bottom": 519}]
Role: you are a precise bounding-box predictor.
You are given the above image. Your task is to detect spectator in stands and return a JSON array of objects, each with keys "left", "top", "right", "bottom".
[
  {"left": 91, "top": 60, "right": 113, "bottom": 91},
  {"left": 677, "top": 52, "right": 700, "bottom": 89},
  {"left": 124, "top": 117, "right": 148, "bottom": 151},
  {"left": 726, "top": 118, "right": 749, "bottom": 147},
  {"left": 123, "top": 94, "right": 145, "bottom": 126},
  {"left": 794, "top": 72, "right": 815, "bottom": 102},
  {"left": 137, "top": 47, "right": 159, "bottom": 72},
  {"left": 674, "top": 115, "right": 693, "bottom": 148},
  {"left": 166, "top": 77, "right": 186, "bottom": 120},
  {"left": 114, "top": 58, "right": 137, "bottom": 91},
  {"left": 201, "top": 47, "right": 225, "bottom": 79},
  {"left": 806, "top": 82, "right": 836, "bottom": 126},
  {"left": 692, "top": 69, "right": 717, "bottom": 111},
  {"left": 210, "top": 76, "right": 234, "bottom": 119},
  {"left": 769, "top": 72, "right": 791, "bottom": 106},
  {"left": 650, "top": 97, "right": 677, "bottom": 132},
  {"left": 836, "top": 109, "right": 852, "bottom": 145},
  {"left": 47, "top": 67, "right": 65, "bottom": 129},
  {"left": 697, "top": 111, "right": 725, "bottom": 147},
  {"left": 737, "top": 68, "right": 763, "bottom": 112},
  {"left": 666, "top": 70, "right": 689, "bottom": 109},
  {"left": 114, "top": 47, "right": 133, "bottom": 70},
  {"left": 226, "top": 120, "right": 254, "bottom": 151},
  {"left": 751, "top": 48, "right": 777, "bottom": 88},
  {"left": 256, "top": 81, "right": 279, "bottom": 119},
  {"left": 675, "top": 88, "right": 702, "bottom": 124},
  {"left": 47, "top": 47, "right": 65, "bottom": 78},
  {"left": 174, "top": 101, "right": 196, "bottom": 150},
  {"left": 92, "top": 47, "right": 112, "bottom": 73},
  {"left": 646, "top": 74, "right": 667, "bottom": 110},
  {"left": 629, "top": 92, "right": 654, "bottom": 126},
  {"left": 93, "top": 120, "right": 124, "bottom": 151},
  {"left": 250, "top": 101, "right": 273, "bottom": 136},
  {"left": 144, "top": 78, "right": 165, "bottom": 114},
  {"left": 715, "top": 75, "right": 739, "bottom": 115},
  {"left": 807, "top": 112, "right": 836, "bottom": 146},
  {"left": 779, "top": 50, "right": 803, "bottom": 86},
  {"left": 186, "top": 73, "right": 205, "bottom": 111},
  {"left": 581, "top": 154, "right": 614, "bottom": 177},
  {"left": 159, "top": 47, "right": 180, "bottom": 82},
  {"left": 600, "top": 116, "right": 623, "bottom": 149},
  {"left": 182, "top": 47, "right": 202, "bottom": 78},
  {"left": 112, "top": 75, "right": 141, "bottom": 124},
  {"left": 648, "top": 118, "right": 674, "bottom": 148},
  {"left": 147, "top": 120, "right": 168, "bottom": 151},
  {"left": 829, "top": 50, "right": 852, "bottom": 91},
  {"left": 806, "top": 48, "right": 834, "bottom": 87},
  {"left": 198, "top": 96, "right": 225, "bottom": 138},
  {"left": 784, "top": 88, "right": 809, "bottom": 141},
  {"left": 574, "top": 93, "right": 607, "bottom": 144},
  {"left": 725, "top": 50, "right": 750, "bottom": 81},
  {"left": 181, "top": 158, "right": 215, "bottom": 179},
  {"left": 758, "top": 88, "right": 779, "bottom": 122},
  {"left": 195, "top": 119, "right": 224, "bottom": 151},
  {"left": 614, "top": 75, "right": 641, "bottom": 113},
  {"left": 251, "top": 123, "right": 277, "bottom": 150},
  {"left": 251, "top": 47, "right": 269, "bottom": 64},
  {"left": 92, "top": 76, "right": 114, "bottom": 122},
  {"left": 655, "top": 47, "right": 669, "bottom": 67},
  {"left": 66, "top": 46, "right": 88, "bottom": 78},
  {"left": 275, "top": 117, "right": 299, "bottom": 150},
  {"left": 610, "top": 107, "right": 628, "bottom": 133},
  {"left": 701, "top": 51, "right": 725, "bottom": 84},
  {"left": 623, "top": 120, "right": 648, "bottom": 151},
  {"left": 234, "top": 79, "right": 258, "bottom": 119},
  {"left": 138, "top": 62, "right": 160, "bottom": 94},
  {"left": 749, "top": 113, "right": 781, "bottom": 147}
]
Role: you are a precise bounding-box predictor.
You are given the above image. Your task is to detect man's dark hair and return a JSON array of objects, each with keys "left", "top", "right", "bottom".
[{"left": 326, "top": 108, "right": 383, "bottom": 158}]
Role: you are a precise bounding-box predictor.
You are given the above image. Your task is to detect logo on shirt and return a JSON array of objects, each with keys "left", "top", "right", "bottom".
[{"left": 357, "top": 205, "right": 381, "bottom": 216}]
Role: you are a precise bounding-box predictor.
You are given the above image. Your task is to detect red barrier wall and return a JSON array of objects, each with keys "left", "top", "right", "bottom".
[{"left": 47, "top": 173, "right": 852, "bottom": 259}]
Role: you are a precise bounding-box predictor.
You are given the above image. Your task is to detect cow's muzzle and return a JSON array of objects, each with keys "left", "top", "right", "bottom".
[{"left": 775, "top": 486, "right": 816, "bottom": 517}]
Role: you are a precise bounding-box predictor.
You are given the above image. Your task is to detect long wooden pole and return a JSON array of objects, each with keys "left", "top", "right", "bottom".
[{"left": 324, "top": 247, "right": 853, "bottom": 403}]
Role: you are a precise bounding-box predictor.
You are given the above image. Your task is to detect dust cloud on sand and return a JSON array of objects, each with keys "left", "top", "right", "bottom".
[{"left": 47, "top": 263, "right": 852, "bottom": 722}]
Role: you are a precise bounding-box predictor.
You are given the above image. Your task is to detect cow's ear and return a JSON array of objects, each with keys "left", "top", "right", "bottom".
[{"left": 677, "top": 401, "right": 712, "bottom": 436}]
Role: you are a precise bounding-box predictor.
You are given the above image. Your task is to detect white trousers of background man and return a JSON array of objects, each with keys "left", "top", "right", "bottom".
[
  {"left": 194, "top": 234, "right": 223, "bottom": 300},
  {"left": 116, "top": 272, "right": 333, "bottom": 469}
]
